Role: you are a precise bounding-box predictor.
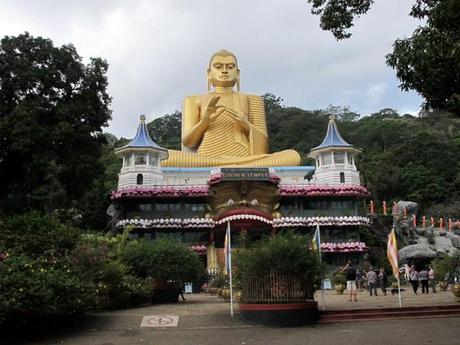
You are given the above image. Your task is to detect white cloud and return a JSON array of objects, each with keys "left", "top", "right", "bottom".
[
  {"left": 366, "top": 82, "right": 387, "bottom": 105},
  {"left": 0, "top": 0, "right": 423, "bottom": 137}
]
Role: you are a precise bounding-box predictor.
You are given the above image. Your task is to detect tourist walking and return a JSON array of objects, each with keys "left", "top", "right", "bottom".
[
  {"left": 342, "top": 261, "right": 358, "bottom": 302},
  {"left": 378, "top": 267, "right": 388, "bottom": 296},
  {"left": 409, "top": 266, "right": 419, "bottom": 294},
  {"left": 428, "top": 266, "right": 436, "bottom": 293},
  {"left": 367, "top": 268, "right": 378, "bottom": 296},
  {"left": 419, "top": 266, "right": 429, "bottom": 294}
]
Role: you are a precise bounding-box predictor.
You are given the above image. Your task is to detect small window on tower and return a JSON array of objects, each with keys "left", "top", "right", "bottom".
[
  {"left": 347, "top": 153, "right": 354, "bottom": 165},
  {"left": 135, "top": 153, "right": 147, "bottom": 165},
  {"left": 334, "top": 152, "right": 345, "bottom": 164},
  {"left": 125, "top": 154, "right": 132, "bottom": 167},
  {"left": 340, "top": 172, "right": 345, "bottom": 183},
  {"left": 149, "top": 153, "right": 158, "bottom": 166},
  {"left": 137, "top": 173, "right": 143, "bottom": 185},
  {"left": 321, "top": 153, "right": 332, "bottom": 165}
]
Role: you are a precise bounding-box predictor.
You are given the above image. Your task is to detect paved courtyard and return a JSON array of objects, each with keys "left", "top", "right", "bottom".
[
  {"left": 12, "top": 289, "right": 460, "bottom": 345},
  {"left": 316, "top": 286, "right": 459, "bottom": 310}
]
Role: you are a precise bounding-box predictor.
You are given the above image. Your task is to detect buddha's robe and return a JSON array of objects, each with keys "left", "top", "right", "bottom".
[{"left": 161, "top": 93, "right": 300, "bottom": 167}]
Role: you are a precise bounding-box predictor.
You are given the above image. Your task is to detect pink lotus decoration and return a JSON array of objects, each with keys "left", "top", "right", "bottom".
[
  {"left": 279, "top": 184, "right": 370, "bottom": 197},
  {"left": 272, "top": 216, "right": 370, "bottom": 228},
  {"left": 321, "top": 242, "right": 368, "bottom": 253},
  {"left": 111, "top": 183, "right": 368, "bottom": 200},
  {"left": 111, "top": 186, "right": 209, "bottom": 200},
  {"left": 116, "top": 215, "right": 370, "bottom": 230},
  {"left": 116, "top": 217, "right": 214, "bottom": 229},
  {"left": 189, "top": 244, "right": 207, "bottom": 256}
]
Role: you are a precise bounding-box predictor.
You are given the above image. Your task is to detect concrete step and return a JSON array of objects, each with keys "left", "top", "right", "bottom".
[{"left": 319, "top": 305, "right": 460, "bottom": 323}]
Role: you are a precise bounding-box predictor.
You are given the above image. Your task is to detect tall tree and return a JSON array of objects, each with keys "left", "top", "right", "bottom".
[
  {"left": 0, "top": 33, "right": 112, "bottom": 215},
  {"left": 147, "top": 111, "right": 182, "bottom": 150},
  {"left": 307, "top": 0, "right": 374, "bottom": 40},
  {"left": 306, "top": 0, "right": 460, "bottom": 116}
]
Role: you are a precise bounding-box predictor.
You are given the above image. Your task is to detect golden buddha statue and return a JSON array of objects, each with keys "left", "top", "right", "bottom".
[{"left": 161, "top": 50, "right": 300, "bottom": 167}]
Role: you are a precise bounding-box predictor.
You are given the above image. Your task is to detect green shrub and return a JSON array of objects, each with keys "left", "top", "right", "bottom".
[
  {"left": 0, "top": 255, "right": 97, "bottom": 321},
  {"left": 432, "top": 253, "right": 460, "bottom": 283},
  {"left": 71, "top": 237, "right": 149, "bottom": 309},
  {"left": 117, "top": 275, "right": 151, "bottom": 307},
  {"left": 120, "top": 239, "right": 204, "bottom": 283},
  {"left": 118, "top": 240, "right": 157, "bottom": 278},
  {"left": 0, "top": 212, "right": 80, "bottom": 257},
  {"left": 235, "top": 232, "right": 322, "bottom": 297}
]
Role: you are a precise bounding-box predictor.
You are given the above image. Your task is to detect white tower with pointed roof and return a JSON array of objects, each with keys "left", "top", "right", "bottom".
[
  {"left": 308, "top": 116, "right": 361, "bottom": 185},
  {"left": 115, "top": 115, "right": 169, "bottom": 188}
]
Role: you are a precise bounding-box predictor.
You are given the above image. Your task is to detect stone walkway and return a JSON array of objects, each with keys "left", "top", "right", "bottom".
[
  {"left": 94, "top": 288, "right": 459, "bottom": 319},
  {"left": 13, "top": 289, "right": 460, "bottom": 345}
]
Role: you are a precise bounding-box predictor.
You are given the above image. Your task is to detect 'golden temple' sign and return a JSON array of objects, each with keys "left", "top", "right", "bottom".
[{"left": 221, "top": 168, "right": 270, "bottom": 181}]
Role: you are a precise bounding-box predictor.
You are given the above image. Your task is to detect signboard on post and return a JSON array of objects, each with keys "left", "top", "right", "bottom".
[{"left": 184, "top": 282, "right": 193, "bottom": 293}]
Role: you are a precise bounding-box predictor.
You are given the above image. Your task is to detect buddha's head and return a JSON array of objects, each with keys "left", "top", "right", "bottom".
[{"left": 207, "top": 49, "right": 240, "bottom": 91}]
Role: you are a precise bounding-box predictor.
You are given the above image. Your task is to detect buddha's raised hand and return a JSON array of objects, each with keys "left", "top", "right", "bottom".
[{"left": 202, "top": 96, "right": 221, "bottom": 123}]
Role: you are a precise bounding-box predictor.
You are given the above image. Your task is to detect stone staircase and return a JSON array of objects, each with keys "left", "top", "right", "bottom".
[{"left": 319, "top": 304, "right": 460, "bottom": 323}]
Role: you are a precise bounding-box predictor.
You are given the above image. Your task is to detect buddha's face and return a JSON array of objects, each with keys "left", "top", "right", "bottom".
[{"left": 208, "top": 55, "right": 239, "bottom": 88}]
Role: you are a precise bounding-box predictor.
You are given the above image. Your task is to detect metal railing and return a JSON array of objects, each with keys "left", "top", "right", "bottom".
[{"left": 241, "top": 271, "right": 311, "bottom": 303}]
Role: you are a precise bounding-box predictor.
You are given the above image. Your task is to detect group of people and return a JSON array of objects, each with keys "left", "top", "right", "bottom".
[
  {"left": 342, "top": 261, "right": 389, "bottom": 301},
  {"left": 406, "top": 265, "right": 436, "bottom": 294},
  {"left": 342, "top": 261, "right": 437, "bottom": 301}
]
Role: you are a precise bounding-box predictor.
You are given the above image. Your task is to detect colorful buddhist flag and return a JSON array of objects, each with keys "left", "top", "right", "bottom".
[
  {"left": 387, "top": 228, "right": 399, "bottom": 278},
  {"left": 312, "top": 224, "right": 321, "bottom": 262}
]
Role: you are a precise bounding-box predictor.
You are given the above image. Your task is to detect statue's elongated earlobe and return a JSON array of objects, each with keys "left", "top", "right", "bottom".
[{"left": 237, "top": 69, "right": 240, "bottom": 91}]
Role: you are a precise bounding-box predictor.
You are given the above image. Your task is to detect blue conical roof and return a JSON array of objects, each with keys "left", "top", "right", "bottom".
[
  {"left": 312, "top": 116, "right": 352, "bottom": 150},
  {"left": 121, "top": 115, "right": 167, "bottom": 151}
]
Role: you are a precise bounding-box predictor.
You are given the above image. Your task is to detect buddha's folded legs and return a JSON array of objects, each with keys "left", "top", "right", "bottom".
[{"left": 161, "top": 149, "right": 301, "bottom": 167}]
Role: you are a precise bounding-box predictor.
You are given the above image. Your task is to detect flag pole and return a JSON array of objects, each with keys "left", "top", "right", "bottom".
[
  {"left": 314, "top": 223, "right": 325, "bottom": 311},
  {"left": 227, "top": 221, "right": 234, "bottom": 317},
  {"left": 397, "top": 276, "right": 402, "bottom": 308},
  {"left": 319, "top": 230, "right": 325, "bottom": 311}
]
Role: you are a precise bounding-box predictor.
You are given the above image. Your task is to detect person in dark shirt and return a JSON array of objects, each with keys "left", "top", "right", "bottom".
[{"left": 342, "top": 261, "right": 358, "bottom": 302}]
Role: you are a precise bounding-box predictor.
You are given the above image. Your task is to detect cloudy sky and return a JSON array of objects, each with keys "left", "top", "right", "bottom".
[{"left": 0, "top": 0, "right": 423, "bottom": 138}]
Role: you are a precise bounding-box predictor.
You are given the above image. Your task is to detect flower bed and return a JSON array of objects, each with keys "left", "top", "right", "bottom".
[{"left": 236, "top": 233, "right": 321, "bottom": 326}]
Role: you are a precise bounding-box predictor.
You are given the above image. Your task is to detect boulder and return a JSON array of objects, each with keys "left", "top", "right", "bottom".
[
  {"left": 393, "top": 201, "right": 418, "bottom": 219},
  {"left": 451, "top": 237, "right": 460, "bottom": 249},
  {"left": 399, "top": 236, "right": 458, "bottom": 261},
  {"left": 414, "top": 227, "right": 426, "bottom": 236},
  {"left": 399, "top": 244, "right": 436, "bottom": 261}
]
